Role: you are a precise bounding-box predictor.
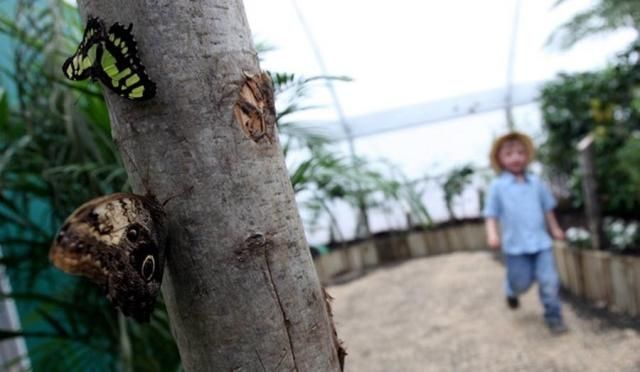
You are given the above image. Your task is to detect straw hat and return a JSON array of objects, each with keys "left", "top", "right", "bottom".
[{"left": 489, "top": 131, "right": 535, "bottom": 172}]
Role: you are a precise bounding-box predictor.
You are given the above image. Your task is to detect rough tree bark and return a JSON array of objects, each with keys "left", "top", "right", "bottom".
[{"left": 76, "top": 0, "right": 344, "bottom": 370}]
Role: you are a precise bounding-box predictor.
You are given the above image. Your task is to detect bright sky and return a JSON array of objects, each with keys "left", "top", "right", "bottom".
[
  {"left": 245, "top": 0, "right": 636, "bottom": 117},
  {"left": 243, "top": 0, "right": 637, "bottom": 242}
]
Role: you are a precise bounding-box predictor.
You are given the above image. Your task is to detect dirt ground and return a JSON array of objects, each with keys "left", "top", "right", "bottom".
[{"left": 328, "top": 251, "right": 640, "bottom": 372}]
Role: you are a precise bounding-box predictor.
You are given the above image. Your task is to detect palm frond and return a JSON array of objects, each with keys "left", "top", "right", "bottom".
[{"left": 548, "top": 0, "right": 640, "bottom": 50}]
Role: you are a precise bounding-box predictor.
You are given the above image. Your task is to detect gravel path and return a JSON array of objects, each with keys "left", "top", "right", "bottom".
[{"left": 328, "top": 251, "right": 640, "bottom": 372}]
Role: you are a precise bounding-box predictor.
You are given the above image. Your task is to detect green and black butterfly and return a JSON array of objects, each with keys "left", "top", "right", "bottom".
[{"left": 62, "top": 17, "right": 156, "bottom": 101}]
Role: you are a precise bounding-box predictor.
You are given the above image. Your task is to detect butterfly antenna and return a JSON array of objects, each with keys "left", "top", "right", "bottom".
[{"left": 162, "top": 186, "right": 194, "bottom": 207}]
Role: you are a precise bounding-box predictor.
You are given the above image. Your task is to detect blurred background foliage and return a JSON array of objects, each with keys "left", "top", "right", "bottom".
[
  {"left": 548, "top": 0, "right": 640, "bottom": 50},
  {"left": 441, "top": 164, "right": 475, "bottom": 222},
  {"left": 542, "top": 0, "right": 640, "bottom": 253},
  {"left": 539, "top": 40, "right": 640, "bottom": 252}
]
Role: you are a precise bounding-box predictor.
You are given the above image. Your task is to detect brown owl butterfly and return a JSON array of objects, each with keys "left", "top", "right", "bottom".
[{"left": 49, "top": 193, "right": 167, "bottom": 322}]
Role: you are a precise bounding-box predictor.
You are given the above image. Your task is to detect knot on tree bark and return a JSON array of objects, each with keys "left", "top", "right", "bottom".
[
  {"left": 235, "top": 233, "right": 269, "bottom": 262},
  {"left": 233, "top": 72, "right": 276, "bottom": 143}
]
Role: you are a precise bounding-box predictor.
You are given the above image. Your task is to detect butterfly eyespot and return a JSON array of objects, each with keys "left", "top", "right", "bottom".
[
  {"left": 49, "top": 190, "right": 169, "bottom": 322},
  {"left": 126, "top": 226, "right": 139, "bottom": 242},
  {"left": 141, "top": 255, "right": 155, "bottom": 281}
]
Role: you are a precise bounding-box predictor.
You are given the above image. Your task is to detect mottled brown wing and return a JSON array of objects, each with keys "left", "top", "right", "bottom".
[{"left": 50, "top": 192, "right": 167, "bottom": 322}]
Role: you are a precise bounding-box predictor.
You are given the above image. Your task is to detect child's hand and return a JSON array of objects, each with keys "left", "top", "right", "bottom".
[
  {"left": 545, "top": 212, "right": 565, "bottom": 241},
  {"left": 551, "top": 227, "right": 565, "bottom": 241},
  {"left": 488, "top": 235, "right": 501, "bottom": 250},
  {"left": 485, "top": 218, "right": 500, "bottom": 250}
]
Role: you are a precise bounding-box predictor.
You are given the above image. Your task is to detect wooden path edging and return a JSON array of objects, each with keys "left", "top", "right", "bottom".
[
  {"left": 314, "top": 222, "right": 640, "bottom": 318},
  {"left": 313, "top": 222, "right": 487, "bottom": 283},
  {"left": 554, "top": 242, "right": 640, "bottom": 317}
]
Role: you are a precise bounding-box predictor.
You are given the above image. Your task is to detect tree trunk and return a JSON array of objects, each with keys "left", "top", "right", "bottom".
[{"left": 76, "top": 0, "right": 344, "bottom": 370}]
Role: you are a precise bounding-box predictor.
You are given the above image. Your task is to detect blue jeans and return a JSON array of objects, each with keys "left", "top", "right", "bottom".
[{"left": 504, "top": 249, "right": 563, "bottom": 325}]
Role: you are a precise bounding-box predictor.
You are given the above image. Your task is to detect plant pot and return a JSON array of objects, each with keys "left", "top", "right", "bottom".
[
  {"left": 563, "top": 245, "right": 584, "bottom": 297},
  {"left": 580, "top": 249, "right": 612, "bottom": 306},
  {"left": 407, "top": 231, "right": 428, "bottom": 258},
  {"left": 374, "top": 234, "right": 410, "bottom": 263},
  {"left": 609, "top": 254, "right": 639, "bottom": 316}
]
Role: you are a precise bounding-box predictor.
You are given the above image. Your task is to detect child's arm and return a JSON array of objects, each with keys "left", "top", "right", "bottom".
[
  {"left": 545, "top": 211, "right": 565, "bottom": 241},
  {"left": 485, "top": 217, "right": 501, "bottom": 249}
]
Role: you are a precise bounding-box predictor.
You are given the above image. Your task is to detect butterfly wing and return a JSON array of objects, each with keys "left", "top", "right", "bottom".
[
  {"left": 61, "top": 17, "right": 105, "bottom": 81},
  {"left": 96, "top": 23, "right": 156, "bottom": 101},
  {"left": 50, "top": 193, "right": 167, "bottom": 322}
]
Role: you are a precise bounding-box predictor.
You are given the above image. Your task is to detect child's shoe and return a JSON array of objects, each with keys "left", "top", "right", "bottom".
[
  {"left": 548, "top": 321, "right": 568, "bottom": 335},
  {"left": 506, "top": 296, "right": 519, "bottom": 309}
]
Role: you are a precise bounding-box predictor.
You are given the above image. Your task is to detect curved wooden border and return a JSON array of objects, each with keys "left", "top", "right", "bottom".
[{"left": 314, "top": 223, "right": 640, "bottom": 318}]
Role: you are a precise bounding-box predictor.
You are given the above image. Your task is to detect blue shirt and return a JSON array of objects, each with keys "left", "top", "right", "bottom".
[{"left": 483, "top": 172, "right": 557, "bottom": 254}]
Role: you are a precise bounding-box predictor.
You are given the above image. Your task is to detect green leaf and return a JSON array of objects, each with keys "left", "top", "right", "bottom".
[{"left": 0, "top": 88, "right": 8, "bottom": 128}]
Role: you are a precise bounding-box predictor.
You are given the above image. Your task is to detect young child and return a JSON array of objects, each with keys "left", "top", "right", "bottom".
[{"left": 483, "top": 132, "right": 568, "bottom": 334}]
